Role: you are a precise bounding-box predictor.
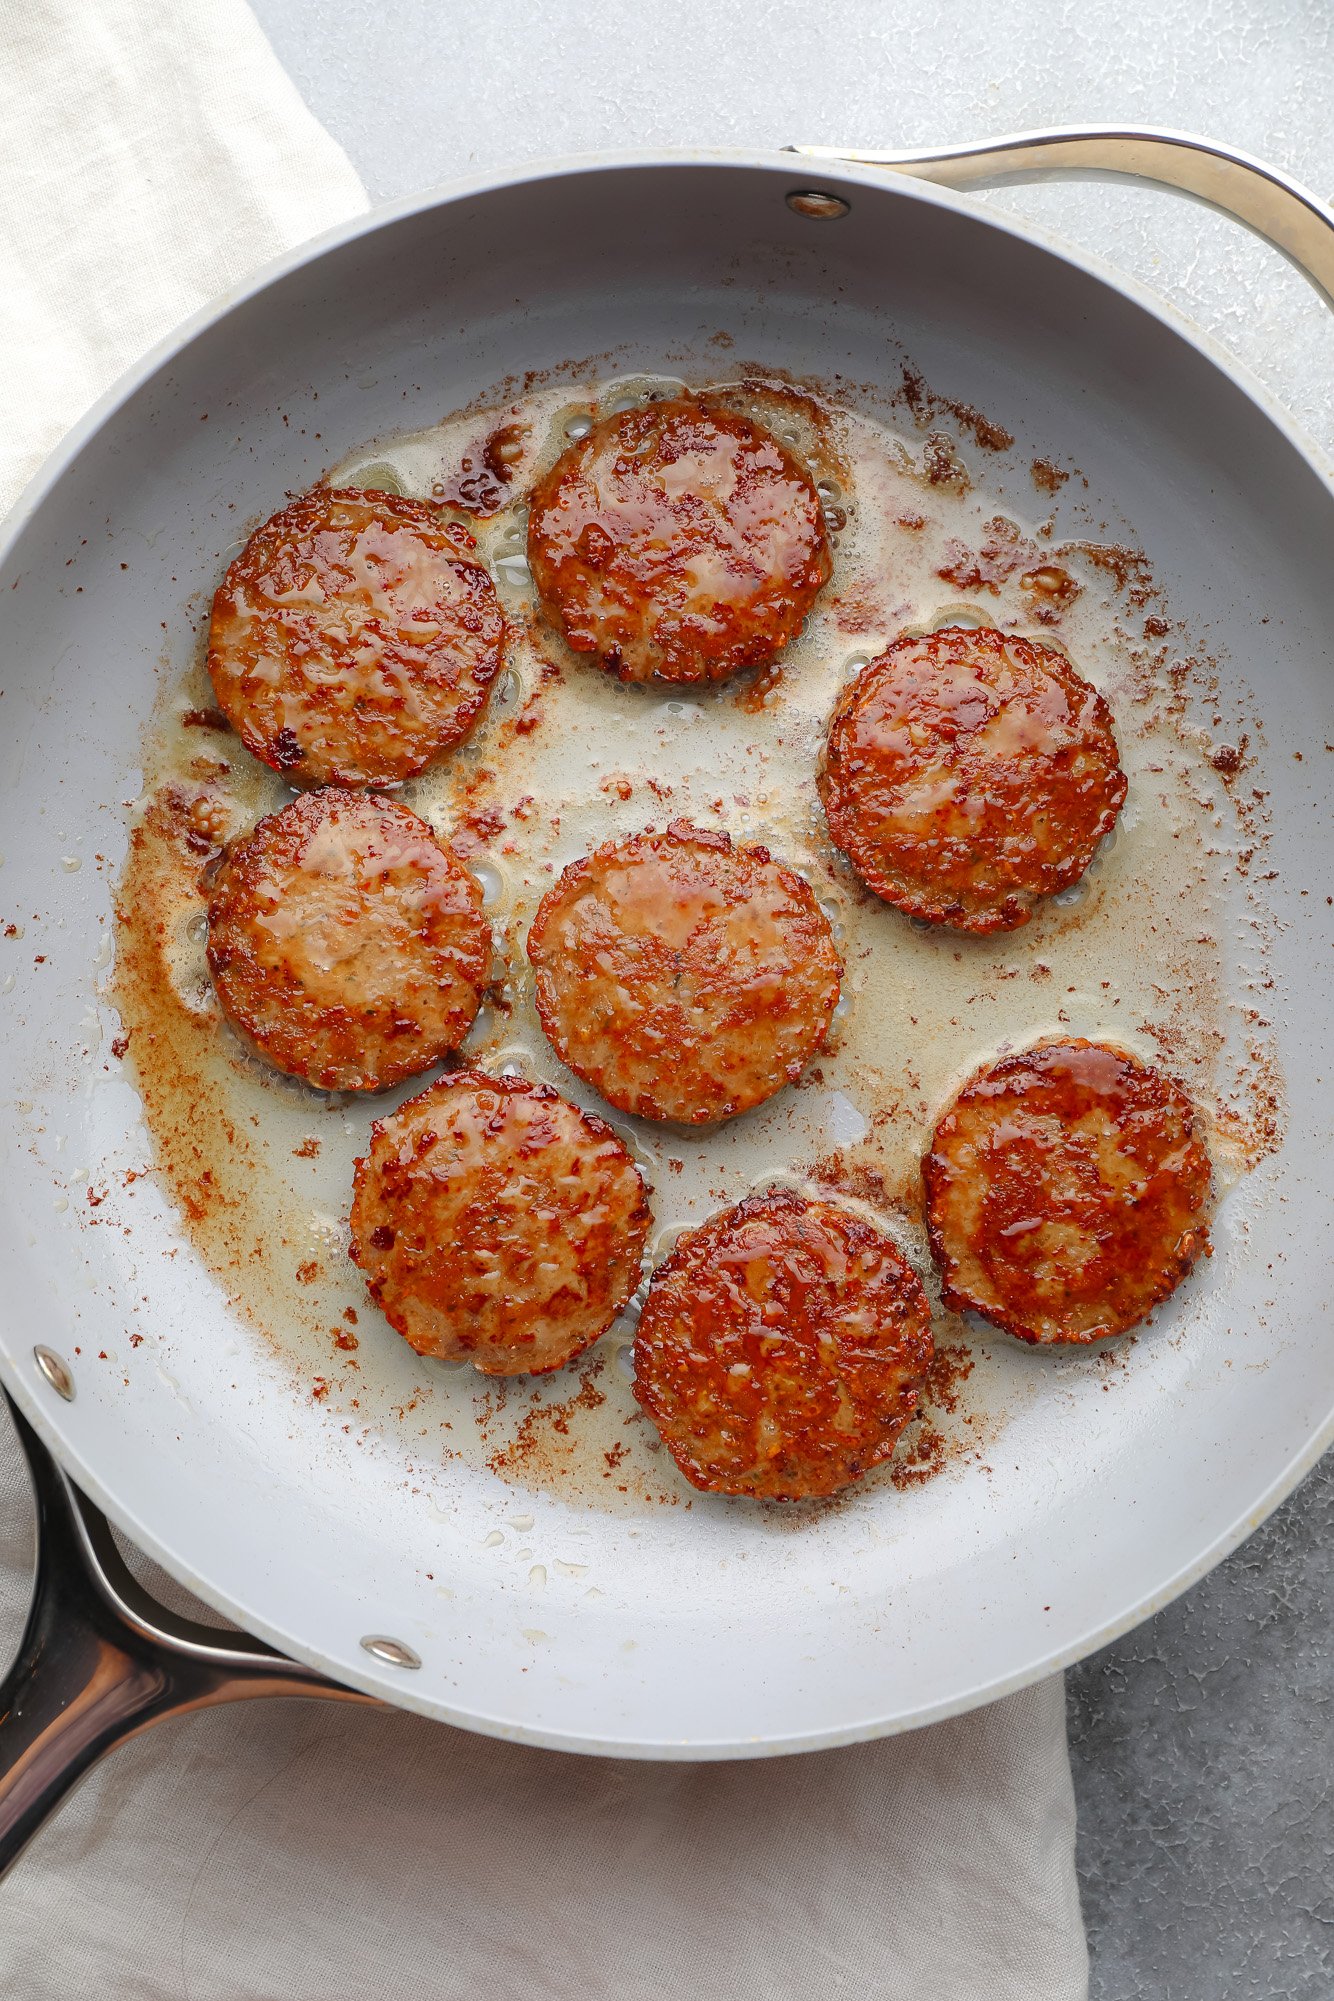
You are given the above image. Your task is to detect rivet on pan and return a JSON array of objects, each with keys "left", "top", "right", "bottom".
[
  {"left": 33, "top": 1346, "right": 75, "bottom": 1401},
  {"left": 360, "top": 1635, "right": 421, "bottom": 1669},
  {"left": 786, "top": 189, "right": 850, "bottom": 220}
]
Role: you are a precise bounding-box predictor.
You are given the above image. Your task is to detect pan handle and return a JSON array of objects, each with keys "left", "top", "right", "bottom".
[
  {"left": 792, "top": 127, "right": 1334, "bottom": 310},
  {"left": 0, "top": 1396, "right": 373, "bottom": 1882}
]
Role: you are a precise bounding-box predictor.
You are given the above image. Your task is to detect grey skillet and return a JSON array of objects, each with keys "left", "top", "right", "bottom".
[{"left": 0, "top": 128, "right": 1329, "bottom": 1870}]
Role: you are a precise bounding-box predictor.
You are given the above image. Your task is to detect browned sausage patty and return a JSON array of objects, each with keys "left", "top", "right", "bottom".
[
  {"left": 527, "top": 822, "right": 842, "bottom": 1126},
  {"left": 820, "top": 626, "right": 1127, "bottom": 932},
  {"left": 349, "top": 1072, "right": 651, "bottom": 1375},
  {"left": 207, "top": 789, "right": 489, "bottom": 1092},
  {"left": 207, "top": 488, "right": 505, "bottom": 787},
  {"left": 924, "top": 1039, "right": 1212, "bottom": 1344},
  {"left": 634, "top": 1188, "right": 933, "bottom": 1500},
  {"left": 526, "top": 397, "right": 831, "bottom": 683}
]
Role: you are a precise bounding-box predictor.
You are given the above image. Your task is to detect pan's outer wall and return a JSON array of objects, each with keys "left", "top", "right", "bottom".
[{"left": 0, "top": 156, "right": 1329, "bottom": 1755}]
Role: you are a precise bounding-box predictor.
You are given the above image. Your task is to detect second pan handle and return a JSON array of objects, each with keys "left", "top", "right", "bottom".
[
  {"left": 793, "top": 127, "right": 1334, "bottom": 311},
  {"left": 0, "top": 1396, "right": 373, "bottom": 1882}
]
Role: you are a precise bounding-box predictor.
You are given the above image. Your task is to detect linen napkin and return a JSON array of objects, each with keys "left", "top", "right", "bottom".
[{"left": 0, "top": 4, "right": 1088, "bottom": 1994}]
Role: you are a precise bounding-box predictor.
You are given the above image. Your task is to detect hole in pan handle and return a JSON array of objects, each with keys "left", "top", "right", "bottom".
[
  {"left": 789, "top": 126, "right": 1334, "bottom": 310},
  {"left": 0, "top": 1395, "right": 376, "bottom": 1883}
]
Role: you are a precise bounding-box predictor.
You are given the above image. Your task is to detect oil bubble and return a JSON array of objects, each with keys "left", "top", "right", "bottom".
[
  {"left": 348, "top": 461, "right": 404, "bottom": 495},
  {"left": 469, "top": 858, "right": 505, "bottom": 909}
]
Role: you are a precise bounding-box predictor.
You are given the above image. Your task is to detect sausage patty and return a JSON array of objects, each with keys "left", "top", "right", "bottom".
[
  {"left": 527, "top": 822, "right": 842, "bottom": 1125},
  {"left": 820, "top": 626, "right": 1127, "bottom": 932},
  {"left": 634, "top": 1188, "right": 933, "bottom": 1500},
  {"left": 349, "top": 1072, "right": 651, "bottom": 1375},
  {"left": 207, "top": 488, "right": 505, "bottom": 787},
  {"left": 924, "top": 1038, "right": 1212, "bottom": 1344},
  {"left": 207, "top": 789, "right": 489, "bottom": 1092},
  {"left": 526, "top": 397, "right": 831, "bottom": 683}
]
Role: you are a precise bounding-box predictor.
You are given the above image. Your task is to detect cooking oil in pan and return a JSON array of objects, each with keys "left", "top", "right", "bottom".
[{"left": 110, "top": 362, "right": 1280, "bottom": 1515}]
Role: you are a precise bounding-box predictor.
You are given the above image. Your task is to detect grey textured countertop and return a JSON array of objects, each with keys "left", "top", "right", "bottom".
[{"left": 249, "top": 5, "right": 1334, "bottom": 1991}]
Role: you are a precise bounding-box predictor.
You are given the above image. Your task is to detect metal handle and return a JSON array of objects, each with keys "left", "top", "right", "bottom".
[
  {"left": 0, "top": 1396, "right": 373, "bottom": 1881},
  {"left": 794, "top": 127, "right": 1334, "bottom": 310}
]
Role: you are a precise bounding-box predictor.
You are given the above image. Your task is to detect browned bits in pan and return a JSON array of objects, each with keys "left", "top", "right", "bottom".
[
  {"left": 349, "top": 1073, "right": 651, "bottom": 1376},
  {"left": 634, "top": 1188, "right": 933, "bottom": 1500},
  {"left": 438, "top": 421, "right": 529, "bottom": 514},
  {"left": 207, "top": 487, "right": 505, "bottom": 787},
  {"left": 820, "top": 625, "right": 1127, "bottom": 932},
  {"left": 924, "top": 1038, "right": 1212, "bottom": 1345},
  {"left": 527, "top": 821, "right": 842, "bottom": 1126},
  {"left": 206, "top": 789, "right": 489, "bottom": 1092},
  {"left": 526, "top": 397, "right": 831, "bottom": 683}
]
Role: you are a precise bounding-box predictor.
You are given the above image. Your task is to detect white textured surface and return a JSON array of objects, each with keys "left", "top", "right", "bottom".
[
  {"left": 244, "top": 3, "right": 1334, "bottom": 1994},
  {"left": 0, "top": 0, "right": 366, "bottom": 508}
]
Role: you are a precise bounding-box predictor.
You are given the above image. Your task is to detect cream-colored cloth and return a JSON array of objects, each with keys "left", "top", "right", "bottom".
[
  {"left": 0, "top": 4, "right": 1087, "bottom": 1994},
  {"left": 0, "top": 0, "right": 366, "bottom": 511}
]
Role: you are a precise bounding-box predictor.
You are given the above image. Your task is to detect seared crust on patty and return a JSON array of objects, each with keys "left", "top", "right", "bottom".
[
  {"left": 924, "top": 1038, "right": 1212, "bottom": 1344},
  {"left": 634, "top": 1188, "right": 933, "bottom": 1500},
  {"left": 527, "top": 821, "right": 842, "bottom": 1126},
  {"left": 206, "top": 789, "right": 489, "bottom": 1092},
  {"left": 820, "top": 626, "right": 1127, "bottom": 932},
  {"left": 207, "top": 487, "right": 505, "bottom": 787},
  {"left": 350, "top": 1072, "right": 651, "bottom": 1375},
  {"left": 526, "top": 397, "right": 831, "bottom": 684}
]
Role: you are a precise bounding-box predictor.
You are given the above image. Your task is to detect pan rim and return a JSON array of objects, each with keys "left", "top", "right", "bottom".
[{"left": 2, "top": 144, "right": 1330, "bottom": 1754}]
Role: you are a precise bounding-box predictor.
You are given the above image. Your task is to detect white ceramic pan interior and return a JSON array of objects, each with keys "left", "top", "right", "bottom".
[{"left": 0, "top": 153, "right": 1330, "bottom": 1755}]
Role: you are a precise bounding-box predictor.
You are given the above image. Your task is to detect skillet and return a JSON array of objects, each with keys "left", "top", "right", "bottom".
[{"left": 0, "top": 128, "right": 1329, "bottom": 1867}]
